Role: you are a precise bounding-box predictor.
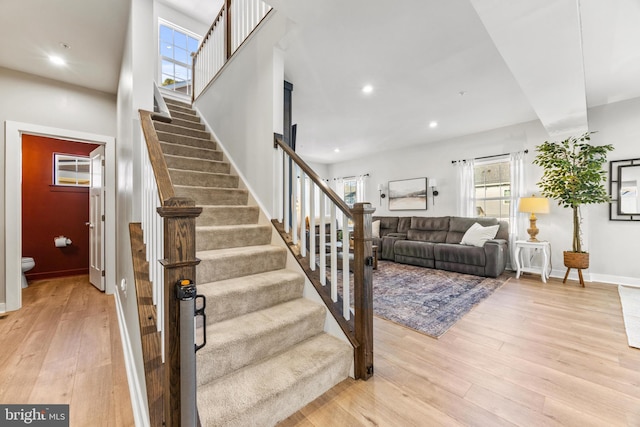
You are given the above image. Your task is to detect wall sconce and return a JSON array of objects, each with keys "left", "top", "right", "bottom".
[
  {"left": 378, "top": 184, "right": 386, "bottom": 205},
  {"left": 430, "top": 179, "right": 439, "bottom": 205},
  {"left": 518, "top": 195, "right": 550, "bottom": 241}
]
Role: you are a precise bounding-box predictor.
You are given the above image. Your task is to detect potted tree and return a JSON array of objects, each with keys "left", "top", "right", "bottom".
[{"left": 533, "top": 131, "right": 613, "bottom": 285}]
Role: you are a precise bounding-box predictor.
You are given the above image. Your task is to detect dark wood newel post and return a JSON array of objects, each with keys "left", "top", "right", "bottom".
[
  {"left": 352, "top": 202, "right": 375, "bottom": 380},
  {"left": 158, "top": 197, "right": 202, "bottom": 427}
]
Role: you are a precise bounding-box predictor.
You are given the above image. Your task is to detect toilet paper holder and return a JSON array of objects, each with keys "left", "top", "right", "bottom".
[{"left": 54, "top": 236, "right": 72, "bottom": 247}]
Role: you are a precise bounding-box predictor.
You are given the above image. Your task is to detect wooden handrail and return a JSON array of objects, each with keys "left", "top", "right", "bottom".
[
  {"left": 274, "top": 134, "right": 353, "bottom": 217},
  {"left": 139, "top": 110, "right": 175, "bottom": 203}
]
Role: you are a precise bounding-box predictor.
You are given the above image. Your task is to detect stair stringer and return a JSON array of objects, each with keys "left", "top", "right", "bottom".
[{"left": 194, "top": 109, "right": 355, "bottom": 379}]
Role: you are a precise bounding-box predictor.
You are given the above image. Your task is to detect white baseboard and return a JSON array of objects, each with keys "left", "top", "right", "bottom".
[
  {"left": 114, "top": 291, "right": 150, "bottom": 427},
  {"left": 548, "top": 268, "right": 639, "bottom": 287},
  {"left": 0, "top": 303, "right": 5, "bottom": 313}
]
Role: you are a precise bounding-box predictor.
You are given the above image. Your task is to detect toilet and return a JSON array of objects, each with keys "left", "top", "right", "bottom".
[{"left": 21, "top": 257, "right": 35, "bottom": 289}]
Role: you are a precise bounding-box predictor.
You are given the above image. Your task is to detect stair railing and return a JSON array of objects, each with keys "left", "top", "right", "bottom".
[
  {"left": 192, "top": 0, "right": 273, "bottom": 101},
  {"left": 273, "top": 134, "right": 374, "bottom": 380},
  {"left": 139, "top": 105, "right": 202, "bottom": 426}
]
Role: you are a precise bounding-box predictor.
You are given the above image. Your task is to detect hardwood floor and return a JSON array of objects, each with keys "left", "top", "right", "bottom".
[
  {"left": 280, "top": 275, "right": 640, "bottom": 426},
  {"left": 0, "top": 275, "right": 134, "bottom": 427}
]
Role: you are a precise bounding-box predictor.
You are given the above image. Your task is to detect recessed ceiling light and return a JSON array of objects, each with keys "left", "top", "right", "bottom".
[
  {"left": 429, "top": 121, "right": 438, "bottom": 128},
  {"left": 49, "top": 55, "right": 66, "bottom": 66},
  {"left": 362, "top": 85, "right": 373, "bottom": 94},
  {"left": 334, "top": 148, "right": 340, "bottom": 153}
]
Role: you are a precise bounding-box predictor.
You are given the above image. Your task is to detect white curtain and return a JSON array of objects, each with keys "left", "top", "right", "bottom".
[
  {"left": 356, "top": 175, "right": 367, "bottom": 203},
  {"left": 509, "top": 151, "right": 526, "bottom": 266},
  {"left": 455, "top": 159, "right": 475, "bottom": 217}
]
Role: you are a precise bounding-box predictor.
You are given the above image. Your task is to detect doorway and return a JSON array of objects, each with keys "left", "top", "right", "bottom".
[{"left": 4, "top": 122, "right": 116, "bottom": 312}]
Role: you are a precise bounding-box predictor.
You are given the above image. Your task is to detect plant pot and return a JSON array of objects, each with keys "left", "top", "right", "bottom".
[{"left": 563, "top": 251, "right": 589, "bottom": 269}]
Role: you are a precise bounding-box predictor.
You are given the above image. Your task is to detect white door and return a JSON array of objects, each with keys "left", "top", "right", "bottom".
[{"left": 88, "top": 146, "right": 105, "bottom": 291}]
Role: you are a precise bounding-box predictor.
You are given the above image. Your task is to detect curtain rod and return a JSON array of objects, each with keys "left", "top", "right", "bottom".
[
  {"left": 332, "top": 173, "right": 370, "bottom": 181},
  {"left": 451, "top": 149, "right": 528, "bottom": 164}
]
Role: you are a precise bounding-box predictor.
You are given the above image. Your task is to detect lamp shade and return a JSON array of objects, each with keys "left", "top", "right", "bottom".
[{"left": 518, "top": 196, "right": 549, "bottom": 214}]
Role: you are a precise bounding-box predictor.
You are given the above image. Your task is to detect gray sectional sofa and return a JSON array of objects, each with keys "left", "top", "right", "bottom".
[{"left": 372, "top": 216, "right": 509, "bottom": 278}]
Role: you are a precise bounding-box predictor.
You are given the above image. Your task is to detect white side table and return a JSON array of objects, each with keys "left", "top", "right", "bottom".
[{"left": 514, "top": 240, "right": 551, "bottom": 283}]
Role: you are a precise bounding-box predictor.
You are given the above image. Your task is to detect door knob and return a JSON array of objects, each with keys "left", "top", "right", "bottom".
[{"left": 85, "top": 222, "right": 94, "bottom": 228}]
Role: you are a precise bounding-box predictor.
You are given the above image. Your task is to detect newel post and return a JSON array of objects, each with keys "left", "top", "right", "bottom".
[
  {"left": 352, "top": 202, "right": 375, "bottom": 380},
  {"left": 157, "top": 197, "right": 202, "bottom": 427}
]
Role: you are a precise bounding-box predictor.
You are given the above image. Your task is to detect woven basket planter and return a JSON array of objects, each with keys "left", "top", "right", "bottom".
[{"left": 563, "top": 251, "right": 589, "bottom": 269}]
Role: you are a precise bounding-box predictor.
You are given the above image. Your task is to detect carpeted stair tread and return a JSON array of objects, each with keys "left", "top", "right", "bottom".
[
  {"left": 164, "top": 155, "right": 230, "bottom": 174},
  {"left": 196, "top": 224, "right": 271, "bottom": 251},
  {"left": 164, "top": 97, "right": 192, "bottom": 109},
  {"left": 156, "top": 131, "right": 216, "bottom": 149},
  {"left": 170, "top": 109, "right": 201, "bottom": 123},
  {"left": 197, "top": 333, "right": 353, "bottom": 427},
  {"left": 197, "top": 245, "right": 287, "bottom": 283},
  {"left": 170, "top": 169, "right": 238, "bottom": 189},
  {"left": 154, "top": 117, "right": 206, "bottom": 131},
  {"left": 175, "top": 185, "right": 248, "bottom": 205},
  {"left": 197, "top": 298, "right": 326, "bottom": 383},
  {"left": 154, "top": 121, "right": 210, "bottom": 139},
  {"left": 160, "top": 142, "right": 223, "bottom": 161},
  {"left": 197, "top": 205, "right": 260, "bottom": 226},
  {"left": 197, "top": 269, "right": 304, "bottom": 323}
]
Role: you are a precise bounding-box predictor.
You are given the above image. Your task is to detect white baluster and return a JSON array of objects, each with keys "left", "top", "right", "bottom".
[
  {"left": 284, "top": 154, "right": 290, "bottom": 233},
  {"left": 319, "top": 193, "right": 326, "bottom": 285},
  {"left": 309, "top": 184, "right": 316, "bottom": 271},
  {"left": 342, "top": 211, "right": 350, "bottom": 320},
  {"left": 291, "top": 164, "right": 298, "bottom": 245},
  {"left": 300, "top": 172, "right": 307, "bottom": 258},
  {"left": 330, "top": 203, "right": 337, "bottom": 302}
]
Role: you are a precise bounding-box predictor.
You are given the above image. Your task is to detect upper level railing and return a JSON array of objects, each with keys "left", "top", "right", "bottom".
[
  {"left": 192, "top": 0, "right": 272, "bottom": 101},
  {"left": 139, "top": 89, "right": 202, "bottom": 425},
  {"left": 273, "top": 134, "right": 375, "bottom": 380}
]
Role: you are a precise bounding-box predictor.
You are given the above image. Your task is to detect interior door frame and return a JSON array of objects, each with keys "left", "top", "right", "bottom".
[{"left": 3, "top": 121, "right": 116, "bottom": 312}]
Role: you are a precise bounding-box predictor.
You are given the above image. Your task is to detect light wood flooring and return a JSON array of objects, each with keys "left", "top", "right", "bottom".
[
  {"left": 0, "top": 275, "right": 134, "bottom": 427},
  {"left": 280, "top": 275, "right": 640, "bottom": 426}
]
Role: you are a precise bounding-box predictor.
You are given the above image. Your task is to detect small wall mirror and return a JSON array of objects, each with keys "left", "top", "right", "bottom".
[
  {"left": 619, "top": 165, "right": 640, "bottom": 214},
  {"left": 53, "top": 153, "right": 90, "bottom": 187},
  {"left": 610, "top": 158, "right": 640, "bottom": 221}
]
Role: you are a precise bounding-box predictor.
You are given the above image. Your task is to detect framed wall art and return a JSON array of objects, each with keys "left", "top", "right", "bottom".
[{"left": 388, "top": 178, "right": 428, "bottom": 210}]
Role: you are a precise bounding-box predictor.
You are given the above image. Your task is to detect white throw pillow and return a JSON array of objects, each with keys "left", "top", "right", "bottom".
[
  {"left": 460, "top": 222, "right": 500, "bottom": 247},
  {"left": 372, "top": 220, "right": 381, "bottom": 238}
]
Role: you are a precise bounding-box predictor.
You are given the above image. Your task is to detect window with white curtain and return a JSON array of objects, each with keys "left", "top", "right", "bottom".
[{"left": 474, "top": 158, "right": 511, "bottom": 223}]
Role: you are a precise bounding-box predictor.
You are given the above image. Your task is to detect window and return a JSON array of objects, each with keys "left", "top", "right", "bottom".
[
  {"left": 474, "top": 159, "right": 510, "bottom": 222},
  {"left": 53, "top": 154, "right": 90, "bottom": 187},
  {"left": 343, "top": 179, "right": 357, "bottom": 208},
  {"left": 159, "top": 21, "right": 200, "bottom": 96}
]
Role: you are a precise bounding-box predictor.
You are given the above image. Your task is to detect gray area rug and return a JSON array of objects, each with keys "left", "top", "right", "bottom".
[
  {"left": 335, "top": 260, "right": 510, "bottom": 338},
  {"left": 618, "top": 285, "right": 640, "bottom": 349}
]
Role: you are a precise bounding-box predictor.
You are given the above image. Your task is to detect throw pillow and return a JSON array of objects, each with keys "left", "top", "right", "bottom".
[
  {"left": 372, "top": 220, "right": 381, "bottom": 238},
  {"left": 460, "top": 222, "right": 499, "bottom": 247}
]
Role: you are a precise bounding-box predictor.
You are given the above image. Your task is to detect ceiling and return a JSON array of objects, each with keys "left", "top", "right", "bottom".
[{"left": 2, "top": 0, "right": 639, "bottom": 164}]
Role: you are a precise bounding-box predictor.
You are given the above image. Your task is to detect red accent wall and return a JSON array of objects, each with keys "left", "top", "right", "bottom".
[{"left": 22, "top": 135, "right": 100, "bottom": 280}]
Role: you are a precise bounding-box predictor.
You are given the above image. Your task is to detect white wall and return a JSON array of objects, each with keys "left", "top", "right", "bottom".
[
  {"left": 115, "top": 0, "right": 155, "bottom": 424},
  {"left": 0, "top": 67, "right": 116, "bottom": 307},
  {"left": 322, "top": 97, "right": 640, "bottom": 285},
  {"left": 194, "top": 11, "right": 288, "bottom": 217}
]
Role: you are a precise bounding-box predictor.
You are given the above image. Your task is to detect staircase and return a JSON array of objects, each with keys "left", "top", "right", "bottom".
[{"left": 153, "top": 97, "right": 353, "bottom": 426}]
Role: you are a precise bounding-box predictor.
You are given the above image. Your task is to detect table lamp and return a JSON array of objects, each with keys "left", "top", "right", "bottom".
[{"left": 518, "top": 195, "right": 549, "bottom": 242}]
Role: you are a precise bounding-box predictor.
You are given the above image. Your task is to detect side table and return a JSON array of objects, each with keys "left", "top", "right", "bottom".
[{"left": 514, "top": 240, "right": 551, "bottom": 283}]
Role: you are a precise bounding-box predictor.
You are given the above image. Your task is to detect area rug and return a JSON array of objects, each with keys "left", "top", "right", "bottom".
[
  {"left": 618, "top": 285, "right": 640, "bottom": 349},
  {"left": 335, "top": 260, "right": 510, "bottom": 338}
]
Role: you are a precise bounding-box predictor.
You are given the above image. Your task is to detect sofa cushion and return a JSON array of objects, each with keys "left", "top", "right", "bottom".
[
  {"left": 398, "top": 217, "right": 412, "bottom": 233},
  {"left": 372, "top": 220, "right": 381, "bottom": 238},
  {"left": 446, "top": 217, "right": 499, "bottom": 244},
  {"left": 394, "top": 240, "right": 436, "bottom": 260},
  {"left": 373, "top": 216, "right": 400, "bottom": 237},
  {"left": 407, "top": 216, "right": 449, "bottom": 243},
  {"left": 434, "top": 243, "right": 486, "bottom": 266},
  {"left": 460, "top": 222, "right": 500, "bottom": 247}
]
